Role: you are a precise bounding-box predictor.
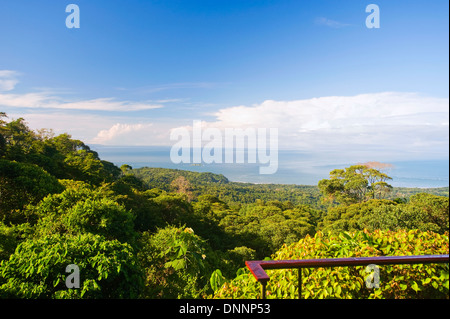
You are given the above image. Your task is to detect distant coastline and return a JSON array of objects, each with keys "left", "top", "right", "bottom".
[{"left": 91, "top": 145, "right": 449, "bottom": 189}]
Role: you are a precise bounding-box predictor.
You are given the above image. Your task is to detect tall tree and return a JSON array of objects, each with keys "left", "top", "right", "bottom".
[
  {"left": 318, "top": 163, "right": 392, "bottom": 205},
  {"left": 171, "top": 175, "right": 194, "bottom": 202}
]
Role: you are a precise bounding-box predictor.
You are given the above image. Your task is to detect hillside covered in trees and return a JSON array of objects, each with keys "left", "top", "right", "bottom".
[{"left": 0, "top": 114, "right": 448, "bottom": 299}]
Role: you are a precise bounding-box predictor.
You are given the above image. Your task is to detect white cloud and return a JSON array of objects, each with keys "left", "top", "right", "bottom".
[
  {"left": 91, "top": 121, "right": 179, "bottom": 146},
  {"left": 0, "top": 72, "right": 163, "bottom": 111},
  {"left": 4, "top": 111, "right": 176, "bottom": 146},
  {"left": 0, "top": 92, "right": 163, "bottom": 111},
  {"left": 175, "top": 92, "right": 449, "bottom": 160},
  {"left": 4, "top": 87, "right": 448, "bottom": 162},
  {"left": 314, "top": 17, "right": 352, "bottom": 28},
  {"left": 92, "top": 123, "right": 153, "bottom": 144},
  {"left": 58, "top": 98, "right": 163, "bottom": 111},
  {"left": 0, "top": 70, "right": 20, "bottom": 91},
  {"left": 5, "top": 112, "right": 117, "bottom": 142}
]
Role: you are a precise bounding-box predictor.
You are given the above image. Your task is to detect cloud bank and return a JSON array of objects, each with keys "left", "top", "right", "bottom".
[
  {"left": 92, "top": 123, "right": 168, "bottom": 145},
  {"left": 1, "top": 69, "right": 447, "bottom": 161},
  {"left": 0, "top": 92, "right": 163, "bottom": 111},
  {"left": 0, "top": 71, "right": 163, "bottom": 112},
  {"left": 172, "top": 92, "right": 449, "bottom": 160}
]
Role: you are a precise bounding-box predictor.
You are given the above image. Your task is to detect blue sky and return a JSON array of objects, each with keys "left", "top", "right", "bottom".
[{"left": 0, "top": 0, "right": 448, "bottom": 163}]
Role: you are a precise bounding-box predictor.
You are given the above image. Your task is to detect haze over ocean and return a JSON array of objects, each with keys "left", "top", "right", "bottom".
[{"left": 92, "top": 145, "right": 449, "bottom": 188}]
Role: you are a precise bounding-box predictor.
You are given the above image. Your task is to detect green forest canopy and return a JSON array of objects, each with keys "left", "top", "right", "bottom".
[{"left": 0, "top": 113, "right": 448, "bottom": 299}]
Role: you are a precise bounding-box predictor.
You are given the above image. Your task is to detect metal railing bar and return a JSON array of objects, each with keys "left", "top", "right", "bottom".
[{"left": 245, "top": 254, "right": 449, "bottom": 299}]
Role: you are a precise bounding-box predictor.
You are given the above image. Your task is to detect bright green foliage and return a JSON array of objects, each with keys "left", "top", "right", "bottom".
[
  {"left": 153, "top": 193, "right": 195, "bottom": 225},
  {"left": 0, "top": 117, "right": 37, "bottom": 162},
  {"left": 321, "top": 199, "right": 399, "bottom": 233},
  {"left": 213, "top": 267, "right": 260, "bottom": 299},
  {"left": 318, "top": 164, "right": 393, "bottom": 205},
  {"left": 320, "top": 195, "right": 449, "bottom": 234},
  {"left": 219, "top": 202, "right": 317, "bottom": 258},
  {"left": 401, "top": 193, "right": 449, "bottom": 234},
  {"left": 0, "top": 223, "right": 17, "bottom": 261},
  {"left": 131, "top": 167, "right": 325, "bottom": 209},
  {"left": 28, "top": 181, "right": 136, "bottom": 243},
  {"left": 1, "top": 114, "right": 448, "bottom": 299},
  {"left": 0, "top": 233, "right": 144, "bottom": 298},
  {"left": 132, "top": 167, "right": 229, "bottom": 192},
  {"left": 210, "top": 269, "right": 226, "bottom": 292},
  {"left": 0, "top": 159, "right": 63, "bottom": 223},
  {"left": 160, "top": 227, "right": 206, "bottom": 272},
  {"left": 226, "top": 246, "right": 257, "bottom": 267},
  {"left": 0, "top": 222, "right": 32, "bottom": 262},
  {"left": 214, "top": 229, "right": 449, "bottom": 299},
  {"left": 0, "top": 116, "right": 120, "bottom": 186},
  {"left": 50, "top": 134, "right": 121, "bottom": 184},
  {"left": 138, "top": 226, "right": 214, "bottom": 298}
]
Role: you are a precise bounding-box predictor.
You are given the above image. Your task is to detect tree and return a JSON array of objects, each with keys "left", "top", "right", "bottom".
[
  {"left": 0, "top": 233, "right": 144, "bottom": 298},
  {"left": 318, "top": 164, "right": 392, "bottom": 205},
  {"left": 138, "top": 226, "right": 212, "bottom": 298},
  {"left": 0, "top": 159, "right": 63, "bottom": 224},
  {"left": 0, "top": 114, "right": 121, "bottom": 185},
  {"left": 171, "top": 175, "right": 194, "bottom": 202},
  {"left": 398, "top": 193, "right": 449, "bottom": 234},
  {"left": 29, "top": 181, "right": 137, "bottom": 243},
  {"left": 0, "top": 112, "right": 7, "bottom": 157},
  {"left": 0, "top": 117, "right": 36, "bottom": 162},
  {"left": 320, "top": 199, "right": 400, "bottom": 233},
  {"left": 319, "top": 193, "right": 449, "bottom": 234},
  {"left": 120, "top": 164, "right": 133, "bottom": 174}
]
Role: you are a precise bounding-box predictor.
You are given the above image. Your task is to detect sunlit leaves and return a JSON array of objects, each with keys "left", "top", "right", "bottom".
[
  {"left": 0, "top": 233, "right": 144, "bottom": 298},
  {"left": 214, "top": 229, "right": 449, "bottom": 299}
]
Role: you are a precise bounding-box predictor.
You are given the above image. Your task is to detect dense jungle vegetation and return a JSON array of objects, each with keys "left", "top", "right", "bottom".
[{"left": 0, "top": 113, "right": 448, "bottom": 299}]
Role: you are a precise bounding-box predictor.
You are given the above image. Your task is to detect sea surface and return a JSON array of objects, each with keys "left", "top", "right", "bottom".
[{"left": 91, "top": 145, "right": 449, "bottom": 188}]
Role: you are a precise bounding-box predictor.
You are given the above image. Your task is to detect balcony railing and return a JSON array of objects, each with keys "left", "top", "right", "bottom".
[{"left": 245, "top": 254, "right": 449, "bottom": 299}]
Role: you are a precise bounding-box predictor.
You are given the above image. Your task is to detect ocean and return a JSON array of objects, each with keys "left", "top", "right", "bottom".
[{"left": 91, "top": 145, "right": 449, "bottom": 188}]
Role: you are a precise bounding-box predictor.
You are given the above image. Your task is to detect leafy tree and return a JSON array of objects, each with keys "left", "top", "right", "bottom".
[
  {"left": 320, "top": 199, "right": 399, "bottom": 233},
  {"left": 29, "top": 181, "right": 136, "bottom": 243},
  {"left": 0, "top": 159, "right": 63, "bottom": 224},
  {"left": 171, "top": 175, "right": 194, "bottom": 202},
  {"left": 218, "top": 202, "right": 317, "bottom": 258},
  {"left": 0, "top": 117, "right": 36, "bottom": 162},
  {"left": 153, "top": 193, "right": 194, "bottom": 225},
  {"left": 320, "top": 195, "right": 449, "bottom": 234},
  {"left": 226, "top": 246, "right": 256, "bottom": 267},
  {"left": 120, "top": 164, "right": 133, "bottom": 174},
  {"left": 110, "top": 176, "right": 164, "bottom": 232},
  {"left": 0, "top": 222, "right": 32, "bottom": 262},
  {"left": 138, "top": 226, "right": 213, "bottom": 298},
  {"left": 398, "top": 193, "right": 449, "bottom": 234},
  {"left": 0, "top": 113, "right": 7, "bottom": 157},
  {"left": 318, "top": 164, "right": 393, "bottom": 205},
  {"left": 0, "top": 114, "right": 121, "bottom": 185},
  {"left": 0, "top": 233, "right": 144, "bottom": 298}
]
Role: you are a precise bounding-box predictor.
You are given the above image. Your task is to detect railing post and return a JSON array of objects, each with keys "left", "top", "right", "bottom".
[
  {"left": 298, "top": 268, "right": 302, "bottom": 299},
  {"left": 261, "top": 281, "right": 267, "bottom": 299}
]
